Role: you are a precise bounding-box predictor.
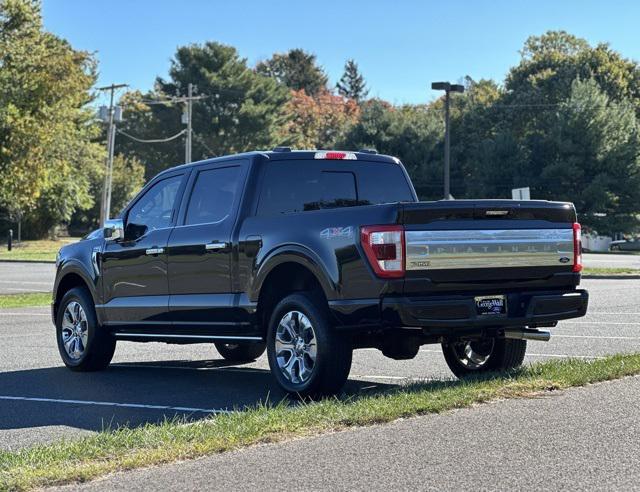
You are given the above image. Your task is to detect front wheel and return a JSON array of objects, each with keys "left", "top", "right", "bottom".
[
  {"left": 442, "top": 337, "right": 526, "bottom": 379},
  {"left": 267, "top": 293, "right": 352, "bottom": 397},
  {"left": 56, "top": 287, "right": 116, "bottom": 371},
  {"left": 215, "top": 341, "right": 266, "bottom": 362}
]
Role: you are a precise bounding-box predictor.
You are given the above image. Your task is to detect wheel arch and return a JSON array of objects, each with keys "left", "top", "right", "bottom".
[
  {"left": 250, "top": 246, "right": 337, "bottom": 302},
  {"left": 53, "top": 264, "right": 96, "bottom": 322},
  {"left": 253, "top": 250, "right": 335, "bottom": 335}
]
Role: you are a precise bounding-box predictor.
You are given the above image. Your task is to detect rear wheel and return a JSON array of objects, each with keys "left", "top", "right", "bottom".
[
  {"left": 442, "top": 337, "right": 526, "bottom": 379},
  {"left": 267, "top": 293, "right": 352, "bottom": 397},
  {"left": 215, "top": 341, "right": 266, "bottom": 362},
  {"left": 56, "top": 287, "right": 116, "bottom": 371}
]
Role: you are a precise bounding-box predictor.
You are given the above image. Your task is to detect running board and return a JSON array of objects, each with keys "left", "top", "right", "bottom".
[{"left": 113, "top": 333, "right": 263, "bottom": 341}]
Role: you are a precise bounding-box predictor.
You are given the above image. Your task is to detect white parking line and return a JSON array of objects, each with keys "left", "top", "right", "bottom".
[
  {"left": 0, "top": 395, "right": 229, "bottom": 414},
  {"left": 416, "top": 348, "right": 603, "bottom": 359},
  {"left": 562, "top": 321, "right": 640, "bottom": 326},
  {"left": 115, "top": 363, "right": 419, "bottom": 382},
  {"left": 115, "top": 364, "right": 265, "bottom": 373},
  {"left": 554, "top": 334, "right": 640, "bottom": 340},
  {"left": 587, "top": 312, "right": 640, "bottom": 315}
]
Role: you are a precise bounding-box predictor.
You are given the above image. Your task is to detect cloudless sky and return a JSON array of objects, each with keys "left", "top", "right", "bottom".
[{"left": 42, "top": 0, "right": 640, "bottom": 105}]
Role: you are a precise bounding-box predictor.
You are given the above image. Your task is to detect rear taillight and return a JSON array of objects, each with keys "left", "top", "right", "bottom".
[
  {"left": 573, "top": 222, "right": 582, "bottom": 273},
  {"left": 360, "top": 225, "right": 405, "bottom": 278}
]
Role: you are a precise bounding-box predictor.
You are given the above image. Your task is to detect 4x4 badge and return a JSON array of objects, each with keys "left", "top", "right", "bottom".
[{"left": 320, "top": 227, "right": 353, "bottom": 239}]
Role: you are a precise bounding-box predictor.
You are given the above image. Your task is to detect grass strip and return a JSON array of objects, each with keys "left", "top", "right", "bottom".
[
  {"left": 1, "top": 353, "right": 640, "bottom": 490},
  {"left": 0, "top": 292, "right": 51, "bottom": 309},
  {"left": 582, "top": 267, "right": 640, "bottom": 276},
  {"left": 0, "top": 238, "right": 78, "bottom": 262}
]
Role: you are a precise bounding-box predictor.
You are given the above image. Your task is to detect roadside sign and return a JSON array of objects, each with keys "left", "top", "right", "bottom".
[{"left": 512, "top": 187, "right": 530, "bottom": 200}]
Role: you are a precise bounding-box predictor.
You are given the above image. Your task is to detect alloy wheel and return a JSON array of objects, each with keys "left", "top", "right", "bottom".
[
  {"left": 61, "top": 301, "right": 88, "bottom": 360},
  {"left": 451, "top": 339, "right": 495, "bottom": 370},
  {"left": 275, "top": 310, "right": 317, "bottom": 384}
]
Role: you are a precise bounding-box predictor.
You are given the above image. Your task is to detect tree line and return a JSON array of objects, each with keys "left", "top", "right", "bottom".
[{"left": 2, "top": 0, "right": 639, "bottom": 238}]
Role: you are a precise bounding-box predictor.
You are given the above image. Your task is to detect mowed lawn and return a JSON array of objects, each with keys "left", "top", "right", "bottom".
[{"left": 0, "top": 238, "right": 79, "bottom": 262}]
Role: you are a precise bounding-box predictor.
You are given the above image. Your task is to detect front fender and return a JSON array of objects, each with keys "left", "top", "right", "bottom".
[
  {"left": 53, "top": 259, "right": 99, "bottom": 307},
  {"left": 248, "top": 244, "right": 338, "bottom": 303}
]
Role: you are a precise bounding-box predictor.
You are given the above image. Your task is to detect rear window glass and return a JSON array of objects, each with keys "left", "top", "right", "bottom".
[{"left": 257, "top": 161, "right": 414, "bottom": 215}]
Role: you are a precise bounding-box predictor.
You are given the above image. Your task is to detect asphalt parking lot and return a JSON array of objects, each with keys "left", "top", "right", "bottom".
[{"left": 1, "top": 277, "right": 639, "bottom": 452}]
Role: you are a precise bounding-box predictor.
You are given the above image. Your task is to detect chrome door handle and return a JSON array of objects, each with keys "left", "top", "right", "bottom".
[
  {"left": 145, "top": 247, "right": 164, "bottom": 255},
  {"left": 205, "top": 242, "right": 228, "bottom": 251}
]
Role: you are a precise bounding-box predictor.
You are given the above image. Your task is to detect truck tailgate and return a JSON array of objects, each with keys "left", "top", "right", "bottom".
[{"left": 400, "top": 200, "right": 579, "bottom": 287}]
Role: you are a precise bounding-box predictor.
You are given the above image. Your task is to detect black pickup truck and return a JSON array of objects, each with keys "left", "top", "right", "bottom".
[{"left": 53, "top": 149, "right": 589, "bottom": 396}]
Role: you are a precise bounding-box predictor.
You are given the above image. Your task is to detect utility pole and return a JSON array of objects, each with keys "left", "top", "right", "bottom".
[
  {"left": 97, "top": 83, "right": 127, "bottom": 226},
  {"left": 186, "top": 83, "right": 193, "bottom": 163},
  {"left": 431, "top": 82, "right": 464, "bottom": 200},
  {"left": 178, "top": 85, "right": 207, "bottom": 164}
]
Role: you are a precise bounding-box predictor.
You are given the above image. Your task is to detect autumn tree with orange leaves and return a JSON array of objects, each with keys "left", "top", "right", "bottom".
[{"left": 278, "top": 89, "right": 360, "bottom": 150}]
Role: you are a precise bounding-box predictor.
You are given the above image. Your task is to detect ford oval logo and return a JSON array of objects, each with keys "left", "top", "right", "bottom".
[{"left": 559, "top": 256, "right": 571, "bottom": 264}]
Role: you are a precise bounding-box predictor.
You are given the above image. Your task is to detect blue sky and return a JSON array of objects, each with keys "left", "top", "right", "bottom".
[{"left": 43, "top": 0, "right": 640, "bottom": 105}]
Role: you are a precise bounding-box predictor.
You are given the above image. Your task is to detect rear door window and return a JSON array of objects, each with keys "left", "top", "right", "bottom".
[{"left": 185, "top": 166, "right": 241, "bottom": 225}]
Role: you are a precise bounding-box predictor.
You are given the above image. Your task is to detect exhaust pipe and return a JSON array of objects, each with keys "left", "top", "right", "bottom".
[{"left": 504, "top": 329, "right": 551, "bottom": 342}]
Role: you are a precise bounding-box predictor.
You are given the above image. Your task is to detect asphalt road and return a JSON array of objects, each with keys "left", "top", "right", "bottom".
[
  {"left": 0, "top": 262, "right": 55, "bottom": 294},
  {"left": 60, "top": 375, "right": 640, "bottom": 492},
  {"left": 0, "top": 252, "right": 638, "bottom": 297},
  {"left": 1, "top": 278, "right": 639, "bottom": 453}
]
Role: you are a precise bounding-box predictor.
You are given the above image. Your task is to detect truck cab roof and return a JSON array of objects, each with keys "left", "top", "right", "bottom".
[{"left": 156, "top": 149, "right": 401, "bottom": 179}]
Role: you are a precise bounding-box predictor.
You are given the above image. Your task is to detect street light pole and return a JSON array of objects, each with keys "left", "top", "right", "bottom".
[
  {"left": 431, "top": 82, "right": 464, "bottom": 200},
  {"left": 444, "top": 89, "right": 451, "bottom": 200}
]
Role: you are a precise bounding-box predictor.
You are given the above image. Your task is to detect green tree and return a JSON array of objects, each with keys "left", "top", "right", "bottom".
[
  {"left": 336, "top": 59, "right": 369, "bottom": 102},
  {"left": 538, "top": 79, "right": 640, "bottom": 234},
  {"left": 0, "top": 0, "right": 100, "bottom": 237},
  {"left": 256, "top": 49, "right": 328, "bottom": 96},
  {"left": 340, "top": 100, "right": 443, "bottom": 199},
  {"left": 505, "top": 30, "right": 640, "bottom": 125},
  {"left": 68, "top": 154, "right": 145, "bottom": 234},
  {"left": 118, "top": 42, "right": 290, "bottom": 178}
]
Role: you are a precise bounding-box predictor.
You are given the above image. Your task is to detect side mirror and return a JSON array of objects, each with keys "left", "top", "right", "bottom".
[{"left": 104, "top": 219, "right": 125, "bottom": 242}]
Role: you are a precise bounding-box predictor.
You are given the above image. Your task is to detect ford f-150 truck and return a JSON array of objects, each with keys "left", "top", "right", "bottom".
[{"left": 53, "top": 149, "right": 589, "bottom": 396}]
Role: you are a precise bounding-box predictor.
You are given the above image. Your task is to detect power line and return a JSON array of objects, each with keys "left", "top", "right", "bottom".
[{"left": 117, "top": 128, "right": 186, "bottom": 143}]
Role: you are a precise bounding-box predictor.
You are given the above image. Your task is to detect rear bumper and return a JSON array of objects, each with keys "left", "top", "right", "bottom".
[{"left": 381, "top": 289, "right": 588, "bottom": 330}]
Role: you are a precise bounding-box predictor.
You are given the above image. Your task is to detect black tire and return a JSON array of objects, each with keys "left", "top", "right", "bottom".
[
  {"left": 442, "top": 337, "right": 527, "bottom": 379},
  {"left": 56, "top": 287, "right": 116, "bottom": 371},
  {"left": 267, "top": 292, "right": 352, "bottom": 397},
  {"left": 215, "top": 341, "right": 266, "bottom": 362}
]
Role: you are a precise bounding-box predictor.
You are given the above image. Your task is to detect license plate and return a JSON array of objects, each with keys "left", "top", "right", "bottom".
[{"left": 475, "top": 295, "right": 506, "bottom": 316}]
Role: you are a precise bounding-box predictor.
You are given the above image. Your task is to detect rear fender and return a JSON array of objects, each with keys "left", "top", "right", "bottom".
[{"left": 249, "top": 245, "right": 337, "bottom": 303}]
